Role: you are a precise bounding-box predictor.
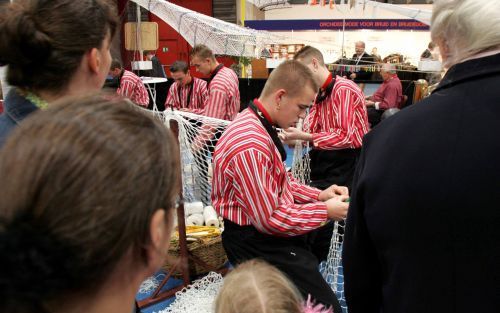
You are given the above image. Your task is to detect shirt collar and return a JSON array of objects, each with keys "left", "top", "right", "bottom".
[
  {"left": 253, "top": 98, "right": 273, "bottom": 124},
  {"left": 321, "top": 73, "right": 333, "bottom": 91},
  {"left": 434, "top": 52, "right": 500, "bottom": 94}
]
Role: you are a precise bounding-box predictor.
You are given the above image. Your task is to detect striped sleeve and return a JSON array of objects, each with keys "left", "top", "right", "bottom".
[
  {"left": 204, "top": 67, "right": 239, "bottom": 120},
  {"left": 288, "top": 173, "right": 322, "bottom": 203},
  {"left": 204, "top": 88, "right": 228, "bottom": 119},
  {"left": 119, "top": 79, "right": 135, "bottom": 100},
  {"left": 231, "top": 148, "right": 328, "bottom": 236},
  {"left": 165, "top": 83, "right": 178, "bottom": 109},
  {"left": 303, "top": 105, "right": 316, "bottom": 133},
  {"left": 133, "top": 79, "right": 149, "bottom": 107},
  {"left": 190, "top": 78, "right": 207, "bottom": 115},
  {"left": 311, "top": 85, "right": 364, "bottom": 149},
  {"left": 119, "top": 73, "right": 149, "bottom": 107}
]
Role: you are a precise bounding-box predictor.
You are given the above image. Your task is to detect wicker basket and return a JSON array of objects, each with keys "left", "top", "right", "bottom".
[{"left": 164, "top": 232, "right": 227, "bottom": 277}]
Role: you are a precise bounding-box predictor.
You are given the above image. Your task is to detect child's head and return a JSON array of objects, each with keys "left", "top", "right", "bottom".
[{"left": 215, "top": 259, "right": 303, "bottom": 313}]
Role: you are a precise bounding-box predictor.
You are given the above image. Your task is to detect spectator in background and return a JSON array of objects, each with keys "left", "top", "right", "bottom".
[
  {"left": 144, "top": 50, "right": 168, "bottom": 111},
  {"left": 165, "top": 60, "right": 207, "bottom": 114},
  {"left": 371, "top": 47, "right": 382, "bottom": 63},
  {"left": 108, "top": 59, "right": 149, "bottom": 107},
  {"left": 343, "top": 0, "right": 500, "bottom": 312},
  {"left": 0, "top": 95, "right": 180, "bottom": 313},
  {"left": 347, "top": 41, "right": 375, "bottom": 83},
  {"left": 365, "top": 63, "right": 403, "bottom": 127},
  {"left": 145, "top": 50, "right": 166, "bottom": 78},
  {"left": 0, "top": 0, "right": 117, "bottom": 148},
  {"left": 420, "top": 41, "right": 437, "bottom": 60}
]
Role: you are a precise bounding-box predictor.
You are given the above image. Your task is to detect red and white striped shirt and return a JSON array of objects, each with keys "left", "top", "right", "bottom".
[
  {"left": 165, "top": 77, "right": 208, "bottom": 114},
  {"left": 205, "top": 66, "right": 240, "bottom": 121},
  {"left": 304, "top": 75, "right": 369, "bottom": 150},
  {"left": 211, "top": 107, "right": 328, "bottom": 237},
  {"left": 117, "top": 70, "right": 149, "bottom": 107}
]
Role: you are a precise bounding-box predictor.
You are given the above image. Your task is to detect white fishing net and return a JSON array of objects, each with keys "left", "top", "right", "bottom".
[
  {"left": 319, "top": 221, "right": 347, "bottom": 311},
  {"left": 162, "top": 110, "right": 230, "bottom": 206},
  {"left": 247, "top": 0, "right": 291, "bottom": 11},
  {"left": 138, "top": 275, "right": 162, "bottom": 294},
  {"left": 131, "top": 0, "right": 289, "bottom": 58},
  {"left": 157, "top": 272, "right": 224, "bottom": 313},
  {"left": 290, "top": 118, "right": 311, "bottom": 185},
  {"left": 146, "top": 108, "right": 345, "bottom": 311}
]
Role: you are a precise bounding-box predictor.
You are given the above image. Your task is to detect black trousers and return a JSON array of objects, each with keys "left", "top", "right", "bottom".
[
  {"left": 310, "top": 148, "right": 361, "bottom": 190},
  {"left": 222, "top": 219, "right": 341, "bottom": 313},
  {"left": 367, "top": 107, "right": 384, "bottom": 128}
]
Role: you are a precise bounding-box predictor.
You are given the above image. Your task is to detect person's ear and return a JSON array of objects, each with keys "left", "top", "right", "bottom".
[
  {"left": 87, "top": 48, "right": 100, "bottom": 74},
  {"left": 311, "top": 58, "right": 319, "bottom": 71},
  {"left": 274, "top": 89, "right": 286, "bottom": 109},
  {"left": 146, "top": 209, "right": 174, "bottom": 270}
]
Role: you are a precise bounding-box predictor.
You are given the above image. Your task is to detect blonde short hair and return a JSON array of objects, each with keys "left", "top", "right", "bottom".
[
  {"left": 190, "top": 44, "right": 216, "bottom": 61},
  {"left": 215, "top": 260, "right": 303, "bottom": 313},
  {"left": 294, "top": 45, "right": 326, "bottom": 66},
  {"left": 431, "top": 0, "right": 500, "bottom": 67}
]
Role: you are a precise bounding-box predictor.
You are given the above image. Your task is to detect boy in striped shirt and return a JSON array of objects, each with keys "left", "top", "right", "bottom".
[
  {"left": 108, "top": 59, "right": 149, "bottom": 107},
  {"left": 189, "top": 44, "right": 239, "bottom": 121},
  {"left": 286, "top": 46, "right": 369, "bottom": 190},
  {"left": 212, "top": 60, "right": 348, "bottom": 312},
  {"left": 165, "top": 60, "right": 207, "bottom": 114}
]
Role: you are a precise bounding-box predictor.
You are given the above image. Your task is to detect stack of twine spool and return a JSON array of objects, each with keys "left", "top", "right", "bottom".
[
  {"left": 167, "top": 202, "right": 227, "bottom": 275},
  {"left": 184, "top": 201, "right": 220, "bottom": 227}
]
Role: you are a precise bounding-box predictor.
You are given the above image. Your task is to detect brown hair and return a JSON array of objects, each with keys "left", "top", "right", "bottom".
[
  {"left": 0, "top": 0, "right": 118, "bottom": 93},
  {"left": 0, "top": 94, "right": 180, "bottom": 312},
  {"left": 170, "top": 60, "right": 189, "bottom": 74},
  {"left": 294, "top": 45, "right": 326, "bottom": 66},
  {"left": 215, "top": 259, "right": 303, "bottom": 313},
  {"left": 110, "top": 58, "right": 123, "bottom": 71},
  {"left": 261, "top": 60, "right": 318, "bottom": 98},
  {"left": 190, "top": 44, "right": 216, "bottom": 61}
]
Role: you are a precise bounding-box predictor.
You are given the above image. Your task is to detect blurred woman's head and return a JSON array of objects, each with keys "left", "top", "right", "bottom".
[
  {"left": 431, "top": 0, "right": 500, "bottom": 68},
  {"left": 0, "top": 95, "right": 180, "bottom": 313},
  {"left": 0, "top": 0, "right": 118, "bottom": 97}
]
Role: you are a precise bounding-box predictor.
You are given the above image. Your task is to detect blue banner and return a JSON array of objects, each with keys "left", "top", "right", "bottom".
[{"left": 245, "top": 19, "right": 429, "bottom": 31}]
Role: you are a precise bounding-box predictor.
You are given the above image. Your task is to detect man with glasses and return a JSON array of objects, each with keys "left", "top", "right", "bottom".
[{"left": 165, "top": 60, "right": 207, "bottom": 114}]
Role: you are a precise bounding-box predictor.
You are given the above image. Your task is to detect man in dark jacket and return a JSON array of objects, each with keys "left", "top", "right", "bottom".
[
  {"left": 145, "top": 50, "right": 168, "bottom": 111},
  {"left": 347, "top": 41, "right": 374, "bottom": 83}
]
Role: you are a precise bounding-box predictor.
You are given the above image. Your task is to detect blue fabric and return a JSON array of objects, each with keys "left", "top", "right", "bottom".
[{"left": 0, "top": 89, "right": 38, "bottom": 148}]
